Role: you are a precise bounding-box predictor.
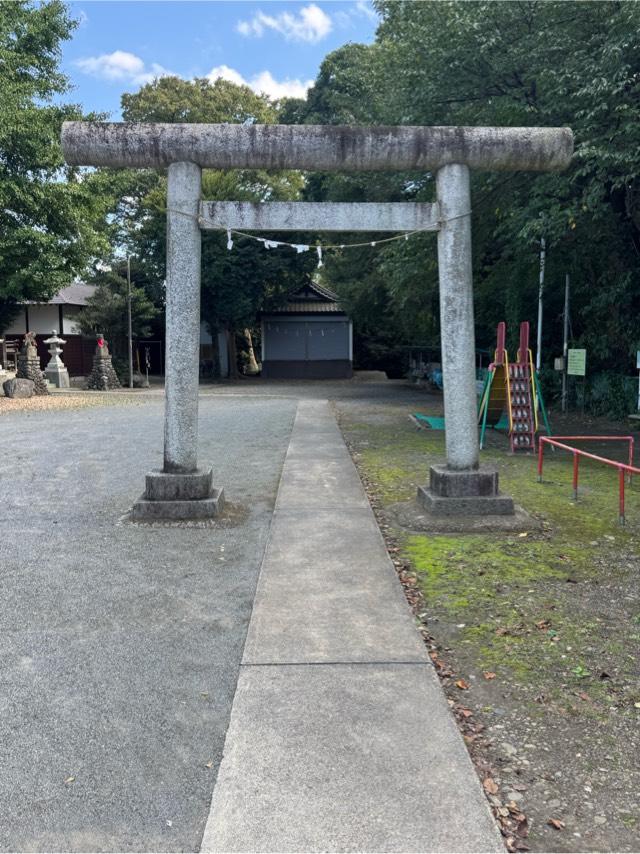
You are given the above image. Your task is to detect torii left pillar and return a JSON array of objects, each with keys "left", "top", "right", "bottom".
[{"left": 132, "top": 161, "right": 224, "bottom": 521}]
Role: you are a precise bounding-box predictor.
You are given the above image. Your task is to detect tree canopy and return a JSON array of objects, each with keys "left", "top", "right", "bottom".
[
  {"left": 78, "top": 260, "right": 159, "bottom": 359},
  {"left": 297, "top": 1, "right": 640, "bottom": 383},
  {"left": 0, "top": 1, "right": 121, "bottom": 331}
]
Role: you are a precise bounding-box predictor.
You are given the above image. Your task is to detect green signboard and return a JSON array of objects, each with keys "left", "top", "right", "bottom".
[{"left": 567, "top": 348, "right": 587, "bottom": 376}]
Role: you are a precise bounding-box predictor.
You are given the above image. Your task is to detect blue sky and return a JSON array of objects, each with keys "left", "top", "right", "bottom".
[{"left": 62, "top": 1, "right": 379, "bottom": 118}]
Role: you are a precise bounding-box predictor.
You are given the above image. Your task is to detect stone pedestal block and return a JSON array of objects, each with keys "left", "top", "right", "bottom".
[
  {"left": 131, "top": 468, "right": 224, "bottom": 521},
  {"left": 45, "top": 364, "right": 70, "bottom": 388},
  {"left": 145, "top": 468, "right": 213, "bottom": 501},
  {"left": 86, "top": 336, "right": 121, "bottom": 391},
  {"left": 16, "top": 333, "right": 49, "bottom": 395},
  {"left": 417, "top": 463, "right": 514, "bottom": 516}
]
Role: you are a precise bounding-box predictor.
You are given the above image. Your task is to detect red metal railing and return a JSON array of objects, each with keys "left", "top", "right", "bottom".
[{"left": 537, "top": 436, "right": 639, "bottom": 525}]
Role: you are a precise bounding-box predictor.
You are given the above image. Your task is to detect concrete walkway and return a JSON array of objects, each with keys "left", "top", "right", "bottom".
[{"left": 201, "top": 400, "right": 503, "bottom": 853}]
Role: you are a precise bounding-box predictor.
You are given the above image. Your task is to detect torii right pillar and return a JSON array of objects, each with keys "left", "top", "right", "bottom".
[{"left": 418, "top": 162, "right": 517, "bottom": 517}]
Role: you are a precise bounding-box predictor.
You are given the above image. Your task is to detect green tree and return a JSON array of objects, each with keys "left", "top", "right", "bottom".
[
  {"left": 78, "top": 261, "right": 159, "bottom": 359},
  {"left": 373, "top": 0, "right": 640, "bottom": 369},
  {"left": 297, "top": 1, "right": 640, "bottom": 387},
  {"left": 116, "top": 76, "right": 315, "bottom": 375},
  {"left": 0, "top": 1, "right": 119, "bottom": 332},
  {"left": 121, "top": 75, "right": 276, "bottom": 124}
]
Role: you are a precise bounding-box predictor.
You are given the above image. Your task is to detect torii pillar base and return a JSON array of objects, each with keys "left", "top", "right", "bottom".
[
  {"left": 417, "top": 464, "right": 514, "bottom": 517},
  {"left": 131, "top": 468, "right": 224, "bottom": 522}
]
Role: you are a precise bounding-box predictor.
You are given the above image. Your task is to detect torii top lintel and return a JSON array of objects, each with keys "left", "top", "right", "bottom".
[{"left": 61, "top": 122, "right": 573, "bottom": 173}]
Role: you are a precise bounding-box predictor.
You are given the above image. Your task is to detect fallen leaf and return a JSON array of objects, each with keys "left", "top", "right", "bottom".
[
  {"left": 483, "top": 671, "right": 497, "bottom": 680},
  {"left": 455, "top": 679, "right": 470, "bottom": 690},
  {"left": 578, "top": 691, "right": 590, "bottom": 702},
  {"left": 547, "top": 818, "right": 565, "bottom": 830},
  {"left": 459, "top": 707, "right": 474, "bottom": 718},
  {"left": 483, "top": 777, "right": 499, "bottom": 795},
  {"left": 205, "top": 761, "right": 213, "bottom": 769},
  {"left": 535, "top": 619, "right": 551, "bottom": 630}
]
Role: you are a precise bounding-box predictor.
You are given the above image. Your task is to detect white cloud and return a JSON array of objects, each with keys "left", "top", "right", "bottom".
[
  {"left": 75, "top": 52, "right": 312, "bottom": 100},
  {"left": 208, "top": 65, "right": 313, "bottom": 100},
  {"left": 236, "top": 4, "right": 332, "bottom": 43},
  {"left": 75, "top": 50, "right": 172, "bottom": 86},
  {"left": 335, "top": 1, "right": 378, "bottom": 29},
  {"left": 354, "top": 0, "right": 378, "bottom": 23},
  {"left": 207, "top": 64, "right": 247, "bottom": 88}
]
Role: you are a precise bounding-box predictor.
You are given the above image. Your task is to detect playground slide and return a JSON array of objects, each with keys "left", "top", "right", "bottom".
[{"left": 478, "top": 321, "right": 551, "bottom": 452}]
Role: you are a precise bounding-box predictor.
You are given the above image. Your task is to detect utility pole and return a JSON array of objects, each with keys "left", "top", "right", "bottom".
[
  {"left": 535, "top": 237, "right": 545, "bottom": 371},
  {"left": 127, "top": 255, "right": 133, "bottom": 389},
  {"left": 561, "top": 273, "right": 570, "bottom": 413}
]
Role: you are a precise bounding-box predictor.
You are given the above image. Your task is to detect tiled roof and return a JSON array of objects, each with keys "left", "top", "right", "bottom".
[
  {"left": 268, "top": 280, "right": 345, "bottom": 313},
  {"left": 302, "top": 281, "right": 339, "bottom": 301},
  {"left": 25, "top": 283, "right": 96, "bottom": 306},
  {"left": 277, "top": 301, "right": 344, "bottom": 313},
  {"left": 47, "top": 283, "right": 96, "bottom": 306},
  {"left": 285, "top": 280, "right": 340, "bottom": 303}
]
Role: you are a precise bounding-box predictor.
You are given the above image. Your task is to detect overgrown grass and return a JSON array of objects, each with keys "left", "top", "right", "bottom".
[{"left": 343, "top": 413, "right": 640, "bottom": 714}]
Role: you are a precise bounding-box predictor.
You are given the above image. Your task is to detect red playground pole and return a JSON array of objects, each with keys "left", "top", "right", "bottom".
[{"left": 495, "top": 321, "right": 506, "bottom": 366}]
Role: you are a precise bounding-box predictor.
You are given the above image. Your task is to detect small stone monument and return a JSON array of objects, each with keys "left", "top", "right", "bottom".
[
  {"left": 86, "top": 334, "right": 121, "bottom": 390},
  {"left": 3, "top": 377, "right": 34, "bottom": 398},
  {"left": 43, "top": 330, "right": 70, "bottom": 388},
  {"left": 16, "top": 332, "right": 49, "bottom": 395}
]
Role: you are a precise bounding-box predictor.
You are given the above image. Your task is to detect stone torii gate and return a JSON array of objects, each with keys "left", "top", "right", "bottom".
[{"left": 62, "top": 123, "right": 573, "bottom": 521}]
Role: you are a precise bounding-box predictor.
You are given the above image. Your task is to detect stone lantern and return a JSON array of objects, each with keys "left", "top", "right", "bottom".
[{"left": 43, "top": 330, "right": 70, "bottom": 388}]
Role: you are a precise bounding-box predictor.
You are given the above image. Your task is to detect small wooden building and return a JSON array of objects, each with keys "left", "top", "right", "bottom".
[
  {"left": 2, "top": 284, "right": 166, "bottom": 377},
  {"left": 261, "top": 282, "right": 353, "bottom": 379},
  {"left": 3, "top": 284, "right": 98, "bottom": 376}
]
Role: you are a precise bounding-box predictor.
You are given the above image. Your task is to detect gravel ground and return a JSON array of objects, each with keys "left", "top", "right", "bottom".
[
  {"left": 0, "top": 390, "right": 147, "bottom": 416},
  {"left": 0, "top": 392, "right": 298, "bottom": 852}
]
